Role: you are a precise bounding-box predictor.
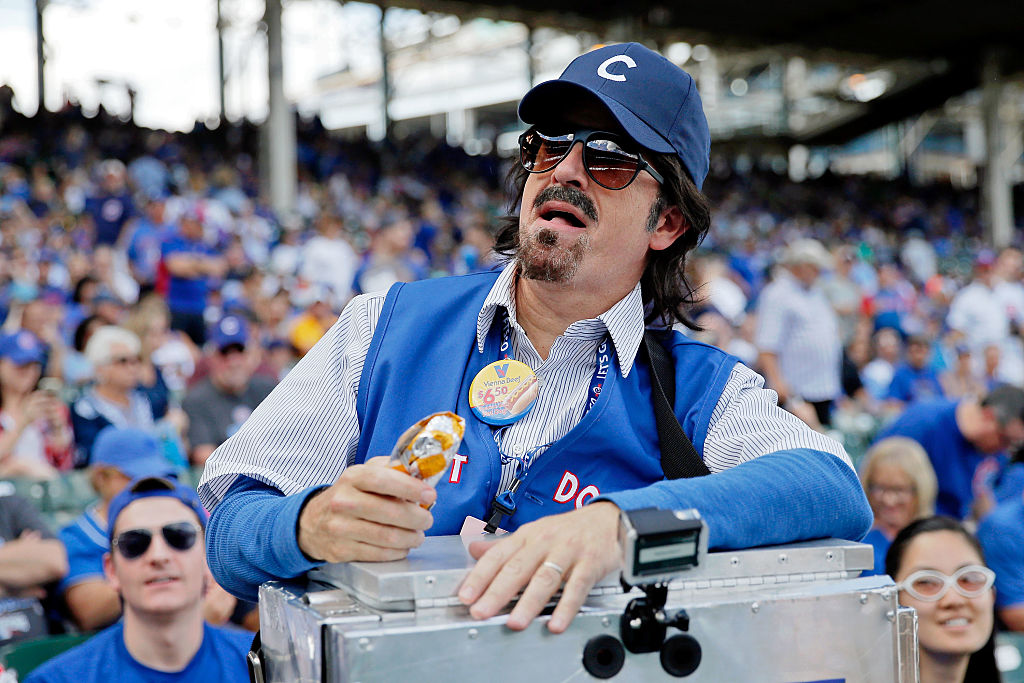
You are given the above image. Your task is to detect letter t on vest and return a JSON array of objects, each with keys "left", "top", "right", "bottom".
[
  {"left": 553, "top": 470, "right": 579, "bottom": 503},
  {"left": 449, "top": 454, "right": 468, "bottom": 484}
]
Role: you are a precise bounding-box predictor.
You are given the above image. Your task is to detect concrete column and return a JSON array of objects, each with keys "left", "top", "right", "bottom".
[
  {"left": 379, "top": 10, "right": 392, "bottom": 139},
  {"left": 35, "top": 0, "right": 46, "bottom": 114},
  {"left": 264, "top": 0, "right": 296, "bottom": 217},
  {"left": 217, "top": 0, "right": 227, "bottom": 123},
  {"left": 982, "top": 50, "right": 1014, "bottom": 248}
]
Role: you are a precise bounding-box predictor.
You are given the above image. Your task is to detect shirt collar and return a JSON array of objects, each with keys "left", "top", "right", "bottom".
[{"left": 476, "top": 263, "right": 645, "bottom": 377}]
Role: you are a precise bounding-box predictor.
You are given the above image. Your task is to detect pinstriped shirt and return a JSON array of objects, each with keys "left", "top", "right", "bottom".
[
  {"left": 754, "top": 271, "right": 842, "bottom": 403},
  {"left": 199, "top": 264, "right": 852, "bottom": 510}
]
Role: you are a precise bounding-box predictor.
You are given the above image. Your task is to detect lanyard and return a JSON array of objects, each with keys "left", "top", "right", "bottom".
[{"left": 483, "top": 313, "right": 614, "bottom": 532}]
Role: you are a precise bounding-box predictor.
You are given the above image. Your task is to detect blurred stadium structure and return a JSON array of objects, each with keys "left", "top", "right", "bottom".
[{"left": 9, "top": 0, "right": 1024, "bottom": 241}]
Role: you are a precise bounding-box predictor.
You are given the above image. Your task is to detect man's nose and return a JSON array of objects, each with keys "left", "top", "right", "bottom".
[
  {"left": 551, "top": 142, "right": 588, "bottom": 188},
  {"left": 144, "top": 534, "right": 174, "bottom": 562}
]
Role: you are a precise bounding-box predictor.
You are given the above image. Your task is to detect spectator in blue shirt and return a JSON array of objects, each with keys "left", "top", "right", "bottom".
[
  {"left": 886, "top": 334, "right": 945, "bottom": 406},
  {"left": 976, "top": 490, "right": 1024, "bottom": 631},
  {"left": 58, "top": 427, "right": 177, "bottom": 630},
  {"left": 28, "top": 476, "right": 252, "bottom": 683},
  {"left": 876, "top": 384, "right": 1024, "bottom": 520},
  {"left": 83, "top": 160, "right": 135, "bottom": 247},
  {"left": 160, "top": 207, "right": 227, "bottom": 345}
]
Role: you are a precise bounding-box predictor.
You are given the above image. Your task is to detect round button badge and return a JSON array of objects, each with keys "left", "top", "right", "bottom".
[{"left": 469, "top": 359, "right": 539, "bottom": 426}]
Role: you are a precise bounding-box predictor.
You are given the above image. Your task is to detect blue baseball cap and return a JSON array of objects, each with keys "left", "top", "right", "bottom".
[
  {"left": 107, "top": 476, "right": 208, "bottom": 539},
  {"left": 519, "top": 42, "right": 711, "bottom": 190},
  {"left": 91, "top": 427, "right": 177, "bottom": 480},
  {"left": 209, "top": 314, "right": 248, "bottom": 350},
  {"left": 0, "top": 330, "right": 46, "bottom": 366}
]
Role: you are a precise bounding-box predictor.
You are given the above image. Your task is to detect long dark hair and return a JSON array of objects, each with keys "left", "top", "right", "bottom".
[
  {"left": 885, "top": 516, "right": 1001, "bottom": 683},
  {"left": 492, "top": 150, "right": 711, "bottom": 329}
]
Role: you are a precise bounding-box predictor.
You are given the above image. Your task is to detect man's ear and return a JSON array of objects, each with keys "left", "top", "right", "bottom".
[
  {"left": 649, "top": 205, "right": 688, "bottom": 252},
  {"left": 103, "top": 551, "right": 121, "bottom": 594}
]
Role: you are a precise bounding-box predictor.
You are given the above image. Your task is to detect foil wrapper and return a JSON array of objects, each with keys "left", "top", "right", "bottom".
[{"left": 389, "top": 412, "right": 466, "bottom": 491}]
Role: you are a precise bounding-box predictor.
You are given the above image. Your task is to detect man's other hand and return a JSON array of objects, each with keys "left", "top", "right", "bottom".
[
  {"left": 458, "top": 501, "right": 622, "bottom": 633},
  {"left": 297, "top": 456, "right": 436, "bottom": 564}
]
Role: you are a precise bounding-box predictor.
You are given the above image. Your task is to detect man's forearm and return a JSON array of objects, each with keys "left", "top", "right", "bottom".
[
  {"left": 757, "top": 352, "right": 785, "bottom": 392},
  {"left": 206, "top": 476, "right": 326, "bottom": 602},
  {"left": 600, "top": 449, "right": 873, "bottom": 549},
  {"left": 0, "top": 540, "right": 68, "bottom": 589}
]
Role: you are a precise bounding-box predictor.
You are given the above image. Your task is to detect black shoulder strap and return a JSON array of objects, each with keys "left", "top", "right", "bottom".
[{"left": 641, "top": 330, "right": 711, "bottom": 479}]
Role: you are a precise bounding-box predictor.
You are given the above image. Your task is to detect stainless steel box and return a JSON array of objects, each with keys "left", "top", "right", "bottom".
[{"left": 257, "top": 536, "right": 917, "bottom": 682}]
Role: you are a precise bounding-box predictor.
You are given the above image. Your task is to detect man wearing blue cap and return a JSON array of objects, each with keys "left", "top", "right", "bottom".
[
  {"left": 27, "top": 476, "right": 251, "bottom": 683},
  {"left": 182, "top": 314, "right": 275, "bottom": 465},
  {"left": 201, "top": 43, "right": 871, "bottom": 632},
  {"left": 58, "top": 426, "right": 178, "bottom": 630}
]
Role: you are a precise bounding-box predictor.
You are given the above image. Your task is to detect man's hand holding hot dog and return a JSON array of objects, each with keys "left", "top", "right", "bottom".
[{"left": 297, "top": 456, "right": 436, "bottom": 564}]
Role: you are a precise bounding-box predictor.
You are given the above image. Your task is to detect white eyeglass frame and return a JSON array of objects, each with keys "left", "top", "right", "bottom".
[{"left": 897, "top": 565, "right": 995, "bottom": 602}]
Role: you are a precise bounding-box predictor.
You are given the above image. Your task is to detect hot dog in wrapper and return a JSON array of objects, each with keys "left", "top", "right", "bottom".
[{"left": 389, "top": 412, "right": 466, "bottom": 497}]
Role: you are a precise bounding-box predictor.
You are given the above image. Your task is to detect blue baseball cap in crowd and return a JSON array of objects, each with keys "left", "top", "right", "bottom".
[
  {"left": 91, "top": 426, "right": 177, "bottom": 480},
  {"left": 518, "top": 42, "right": 711, "bottom": 190},
  {"left": 210, "top": 314, "right": 248, "bottom": 350},
  {"left": 107, "top": 476, "right": 208, "bottom": 539},
  {"left": 0, "top": 330, "right": 46, "bottom": 366}
]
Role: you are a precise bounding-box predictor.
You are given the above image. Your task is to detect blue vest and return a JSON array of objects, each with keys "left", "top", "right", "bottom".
[{"left": 355, "top": 272, "right": 738, "bottom": 535}]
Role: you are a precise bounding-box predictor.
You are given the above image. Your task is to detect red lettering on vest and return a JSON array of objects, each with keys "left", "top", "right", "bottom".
[
  {"left": 553, "top": 470, "right": 579, "bottom": 503},
  {"left": 575, "top": 485, "right": 601, "bottom": 509},
  {"left": 449, "top": 454, "right": 468, "bottom": 483}
]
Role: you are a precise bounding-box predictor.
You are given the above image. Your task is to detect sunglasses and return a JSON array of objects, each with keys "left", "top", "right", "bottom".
[
  {"left": 113, "top": 521, "right": 200, "bottom": 560},
  {"left": 897, "top": 565, "right": 995, "bottom": 602},
  {"left": 519, "top": 127, "right": 664, "bottom": 190}
]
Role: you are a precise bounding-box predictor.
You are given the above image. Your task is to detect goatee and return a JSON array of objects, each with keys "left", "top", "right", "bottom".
[{"left": 517, "top": 226, "right": 591, "bottom": 283}]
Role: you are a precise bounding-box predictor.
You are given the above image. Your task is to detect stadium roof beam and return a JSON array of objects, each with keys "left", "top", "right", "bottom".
[{"left": 354, "top": 0, "right": 1021, "bottom": 240}]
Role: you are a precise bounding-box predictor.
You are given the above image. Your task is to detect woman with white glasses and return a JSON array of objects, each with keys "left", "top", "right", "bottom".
[{"left": 886, "top": 516, "right": 1001, "bottom": 683}]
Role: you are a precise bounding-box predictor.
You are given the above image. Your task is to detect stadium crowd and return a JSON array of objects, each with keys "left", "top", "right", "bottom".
[{"left": 0, "top": 86, "right": 1022, "bottom": 679}]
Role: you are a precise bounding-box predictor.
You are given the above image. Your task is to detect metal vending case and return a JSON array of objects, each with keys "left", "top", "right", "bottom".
[{"left": 256, "top": 536, "right": 918, "bottom": 682}]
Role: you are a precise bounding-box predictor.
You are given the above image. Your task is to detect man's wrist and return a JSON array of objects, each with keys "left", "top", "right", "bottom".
[{"left": 296, "top": 485, "right": 330, "bottom": 563}]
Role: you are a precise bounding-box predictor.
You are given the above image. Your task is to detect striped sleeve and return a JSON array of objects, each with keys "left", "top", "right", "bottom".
[
  {"left": 198, "top": 292, "right": 386, "bottom": 509},
  {"left": 702, "top": 363, "right": 853, "bottom": 471}
]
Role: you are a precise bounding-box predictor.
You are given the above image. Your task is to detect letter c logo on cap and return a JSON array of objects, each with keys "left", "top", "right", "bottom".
[{"left": 597, "top": 55, "right": 637, "bottom": 82}]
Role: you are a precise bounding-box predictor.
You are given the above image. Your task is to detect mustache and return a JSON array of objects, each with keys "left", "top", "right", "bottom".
[{"left": 532, "top": 185, "right": 598, "bottom": 222}]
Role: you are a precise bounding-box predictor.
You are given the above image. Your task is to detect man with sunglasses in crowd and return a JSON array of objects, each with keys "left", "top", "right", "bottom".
[
  {"left": 199, "top": 42, "right": 871, "bottom": 634},
  {"left": 27, "top": 476, "right": 251, "bottom": 683}
]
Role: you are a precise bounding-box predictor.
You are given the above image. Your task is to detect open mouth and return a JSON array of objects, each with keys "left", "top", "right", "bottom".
[
  {"left": 539, "top": 208, "right": 586, "bottom": 228},
  {"left": 145, "top": 577, "right": 179, "bottom": 586},
  {"left": 940, "top": 617, "right": 970, "bottom": 627}
]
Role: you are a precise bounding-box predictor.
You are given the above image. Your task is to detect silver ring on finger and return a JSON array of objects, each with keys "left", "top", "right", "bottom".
[{"left": 541, "top": 560, "right": 565, "bottom": 579}]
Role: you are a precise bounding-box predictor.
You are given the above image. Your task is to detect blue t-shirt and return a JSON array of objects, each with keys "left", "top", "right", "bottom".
[
  {"left": 161, "top": 234, "right": 217, "bottom": 315},
  {"left": 886, "top": 363, "right": 944, "bottom": 403},
  {"left": 85, "top": 194, "right": 135, "bottom": 246},
  {"left": 976, "top": 495, "right": 1024, "bottom": 610},
  {"left": 876, "top": 399, "right": 984, "bottom": 519},
  {"left": 861, "top": 527, "right": 891, "bottom": 577},
  {"left": 56, "top": 506, "right": 106, "bottom": 596},
  {"left": 25, "top": 621, "right": 251, "bottom": 683},
  {"left": 127, "top": 220, "right": 171, "bottom": 284}
]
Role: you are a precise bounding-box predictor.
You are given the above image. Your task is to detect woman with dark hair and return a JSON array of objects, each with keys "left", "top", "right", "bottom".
[{"left": 886, "top": 516, "right": 1001, "bottom": 683}]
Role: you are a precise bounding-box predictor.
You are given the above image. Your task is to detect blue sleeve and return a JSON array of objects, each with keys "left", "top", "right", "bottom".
[
  {"left": 886, "top": 368, "right": 910, "bottom": 401},
  {"left": 57, "top": 525, "right": 105, "bottom": 595},
  {"left": 599, "top": 449, "right": 873, "bottom": 550},
  {"left": 205, "top": 476, "right": 328, "bottom": 602},
  {"left": 977, "top": 504, "right": 1024, "bottom": 609}
]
